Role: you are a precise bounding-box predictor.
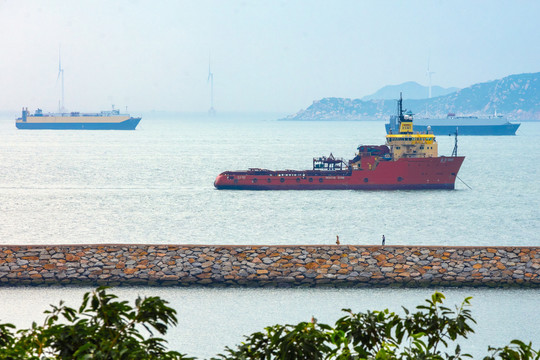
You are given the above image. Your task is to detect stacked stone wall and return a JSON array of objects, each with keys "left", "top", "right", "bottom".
[{"left": 0, "top": 245, "right": 539, "bottom": 287}]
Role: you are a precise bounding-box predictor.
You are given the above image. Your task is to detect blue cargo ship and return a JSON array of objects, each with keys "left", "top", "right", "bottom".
[
  {"left": 16, "top": 108, "right": 141, "bottom": 130},
  {"left": 385, "top": 113, "right": 520, "bottom": 135}
]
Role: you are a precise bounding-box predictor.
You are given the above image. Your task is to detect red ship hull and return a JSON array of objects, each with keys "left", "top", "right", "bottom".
[{"left": 214, "top": 156, "right": 465, "bottom": 190}]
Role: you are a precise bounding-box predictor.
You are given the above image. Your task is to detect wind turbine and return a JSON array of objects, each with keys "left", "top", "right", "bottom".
[
  {"left": 207, "top": 59, "right": 216, "bottom": 116},
  {"left": 426, "top": 55, "right": 435, "bottom": 99},
  {"left": 56, "top": 47, "right": 65, "bottom": 113}
]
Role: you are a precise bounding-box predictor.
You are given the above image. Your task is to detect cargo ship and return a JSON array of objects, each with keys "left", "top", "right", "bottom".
[
  {"left": 16, "top": 107, "right": 141, "bottom": 130},
  {"left": 386, "top": 112, "right": 520, "bottom": 135},
  {"left": 214, "top": 95, "right": 465, "bottom": 190}
]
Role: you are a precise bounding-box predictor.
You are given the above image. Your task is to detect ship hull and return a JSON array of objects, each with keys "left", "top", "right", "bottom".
[
  {"left": 385, "top": 122, "right": 520, "bottom": 136},
  {"left": 16, "top": 117, "right": 141, "bottom": 130},
  {"left": 214, "top": 156, "right": 465, "bottom": 190}
]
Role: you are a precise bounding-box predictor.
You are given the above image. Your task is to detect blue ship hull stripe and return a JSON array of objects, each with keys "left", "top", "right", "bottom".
[
  {"left": 385, "top": 123, "right": 519, "bottom": 136},
  {"left": 16, "top": 118, "right": 141, "bottom": 130}
]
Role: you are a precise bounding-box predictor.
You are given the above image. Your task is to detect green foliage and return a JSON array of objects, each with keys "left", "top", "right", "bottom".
[
  {"left": 215, "top": 321, "right": 334, "bottom": 360},
  {"left": 217, "top": 292, "right": 538, "bottom": 360},
  {"left": 484, "top": 340, "right": 540, "bottom": 360},
  {"left": 0, "top": 289, "right": 538, "bottom": 360},
  {"left": 0, "top": 286, "right": 192, "bottom": 360}
]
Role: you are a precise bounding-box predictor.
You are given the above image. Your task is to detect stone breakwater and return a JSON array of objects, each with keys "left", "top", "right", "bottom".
[{"left": 0, "top": 245, "right": 539, "bottom": 287}]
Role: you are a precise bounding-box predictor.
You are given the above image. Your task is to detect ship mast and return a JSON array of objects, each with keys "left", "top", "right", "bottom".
[
  {"left": 452, "top": 128, "right": 458, "bottom": 157},
  {"left": 395, "top": 92, "right": 403, "bottom": 132},
  {"left": 397, "top": 92, "right": 413, "bottom": 134}
]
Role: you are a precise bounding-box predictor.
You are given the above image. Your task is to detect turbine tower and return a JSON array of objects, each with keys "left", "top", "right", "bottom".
[
  {"left": 426, "top": 56, "right": 435, "bottom": 99},
  {"left": 57, "top": 48, "right": 65, "bottom": 113},
  {"left": 207, "top": 60, "right": 216, "bottom": 116}
]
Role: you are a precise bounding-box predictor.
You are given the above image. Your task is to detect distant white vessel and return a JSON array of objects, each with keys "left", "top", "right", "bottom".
[
  {"left": 386, "top": 112, "right": 520, "bottom": 135},
  {"left": 16, "top": 108, "right": 141, "bottom": 130}
]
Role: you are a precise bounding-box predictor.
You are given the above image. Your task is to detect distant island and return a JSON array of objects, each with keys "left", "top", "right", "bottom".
[{"left": 282, "top": 72, "right": 540, "bottom": 121}]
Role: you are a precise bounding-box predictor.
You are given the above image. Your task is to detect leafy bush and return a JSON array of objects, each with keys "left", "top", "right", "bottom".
[
  {"left": 0, "top": 286, "right": 192, "bottom": 360},
  {"left": 215, "top": 292, "right": 538, "bottom": 360},
  {"left": 0, "top": 288, "right": 537, "bottom": 359}
]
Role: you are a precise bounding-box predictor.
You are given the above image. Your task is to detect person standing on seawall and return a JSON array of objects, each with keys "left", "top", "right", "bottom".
[{"left": 382, "top": 235, "right": 385, "bottom": 246}]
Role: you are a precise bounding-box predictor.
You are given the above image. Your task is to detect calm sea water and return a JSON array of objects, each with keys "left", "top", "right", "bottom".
[
  {"left": 0, "top": 114, "right": 539, "bottom": 358},
  {"left": 1, "top": 114, "right": 539, "bottom": 246}
]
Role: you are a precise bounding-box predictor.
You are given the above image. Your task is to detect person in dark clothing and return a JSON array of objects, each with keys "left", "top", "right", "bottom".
[{"left": 382, "top": 235, "right": 385, "bottom": 246}]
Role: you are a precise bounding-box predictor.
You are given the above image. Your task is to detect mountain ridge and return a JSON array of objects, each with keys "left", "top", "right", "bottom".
[
  {"left": 283, "top": 72, "right": 540, "bottom": 121},
  {"left": 361, "top": 81, "right": 459, "bottom": 100}
]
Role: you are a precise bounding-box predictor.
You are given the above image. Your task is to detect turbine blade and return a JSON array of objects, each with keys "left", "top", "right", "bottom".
[{"left": 57, "top": 46, "right": 62, "bottom": 82}]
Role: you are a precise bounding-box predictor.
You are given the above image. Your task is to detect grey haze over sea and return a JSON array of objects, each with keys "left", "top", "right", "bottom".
[{"left": 0, "top": 114, "right": 539, "bottom": 358}]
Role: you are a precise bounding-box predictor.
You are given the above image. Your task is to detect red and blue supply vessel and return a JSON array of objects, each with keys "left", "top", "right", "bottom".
[{"left": 214, "top": 95, "right": 465, "bottom": 190}]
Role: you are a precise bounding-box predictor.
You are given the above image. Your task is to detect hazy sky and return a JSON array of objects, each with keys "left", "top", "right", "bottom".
[{"left": 1, "top": 0, "right": 539, "bottom": 113}]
